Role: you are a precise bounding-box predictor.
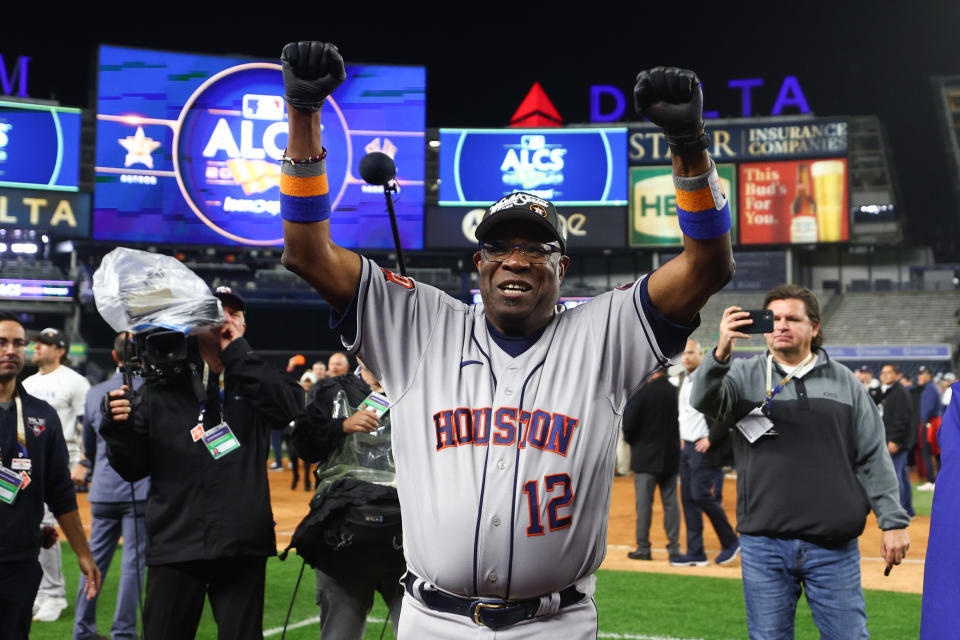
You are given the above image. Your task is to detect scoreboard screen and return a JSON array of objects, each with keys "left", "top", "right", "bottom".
[
  {"left": 94, "top": 45, "right": 425, "bottom": 248},
  {"left": 439, "top": 128, "right": 628, "bottom": 206},
  {"left": 0, "top": 101, "right": 81, "bottom": 191}
]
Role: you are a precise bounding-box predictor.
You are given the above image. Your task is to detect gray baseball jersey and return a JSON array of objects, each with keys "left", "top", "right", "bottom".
[{"left": 341, "top": 256, "right": 693, "bottom": 600}]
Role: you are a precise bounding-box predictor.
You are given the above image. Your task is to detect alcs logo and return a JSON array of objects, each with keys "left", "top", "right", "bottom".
[
  {"left": 500, "top": 134, "right": 567, "bottom": 193},
  {"left": 172, "top": 63, "right": 351, "bottom": 245}
]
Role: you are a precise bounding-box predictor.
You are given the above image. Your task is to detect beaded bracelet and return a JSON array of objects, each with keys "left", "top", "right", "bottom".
[{"left": 281, "top": 147, "right": 327, "bottom": 165}]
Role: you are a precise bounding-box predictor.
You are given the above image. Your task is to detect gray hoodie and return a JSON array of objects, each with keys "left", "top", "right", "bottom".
[{"left": 692, "top": 348, "right": 910, "bottom": 540}]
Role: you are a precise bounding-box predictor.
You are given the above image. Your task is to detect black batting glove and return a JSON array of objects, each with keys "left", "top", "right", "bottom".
[
  {"left": 281, "top": 41, "right": 347, "bottom": 113},
  {"left": 634, "top": 67, "right": 709, "bottom": 156}
]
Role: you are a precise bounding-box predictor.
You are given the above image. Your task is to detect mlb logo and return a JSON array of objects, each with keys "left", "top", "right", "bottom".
[
  {"left": 520, "top": 135, "right": 545, "bottom": 150},
  {"left": 242, "top": 95, "right": 285, "bottom": 121},
  {"left": 26, "top": 417, "right": 46, "bottom": 436}
]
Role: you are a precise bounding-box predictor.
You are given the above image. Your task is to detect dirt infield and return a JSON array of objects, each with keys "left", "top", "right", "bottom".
[
  {"left": 602, "top": 475, "right": 926, "bottom": 595},
  {"left": 74, "top": 466, "right": 927, "bottom": 595}
]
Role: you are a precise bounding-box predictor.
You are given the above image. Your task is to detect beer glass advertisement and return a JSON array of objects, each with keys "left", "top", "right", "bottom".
[
  {"left": 739, "top": 158, "right": 848, "bottom": 245},
  {"left": 629, "top": 164, "right": 737, "bottom": 247},
  {"left": 93, "top": 46, "right": 425, "bottom": 248}
]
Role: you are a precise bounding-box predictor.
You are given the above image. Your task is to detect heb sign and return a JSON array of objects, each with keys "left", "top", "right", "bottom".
[
  {"left": 629, "top": 163, "right": 738, "bottom": 247},
  {"left": 0, "top": 187, "right": 91, "bottom": 238},
  {"left": 629, "top": 117, "right": 847, "bottom": 165}
]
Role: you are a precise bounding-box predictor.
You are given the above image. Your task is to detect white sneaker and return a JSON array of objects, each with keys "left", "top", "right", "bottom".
[
  {"left": 917, "top": 482, "right": 936, "bottom": 492},
  {"left": 32, "top": 596, "right": 67, "bottom": 622}
]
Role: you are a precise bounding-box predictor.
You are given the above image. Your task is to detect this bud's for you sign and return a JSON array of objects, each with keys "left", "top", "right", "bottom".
[{"left": 739, "top": 158, "right": 847, "bottom": 245}]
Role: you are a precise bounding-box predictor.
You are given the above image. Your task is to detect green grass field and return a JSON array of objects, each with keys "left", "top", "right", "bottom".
[
  {"left": 912, "top": 481, "right": 934, "bottom": 516},
  {"left": 30, "top": 546, "right": 922, "bottom": 639}
]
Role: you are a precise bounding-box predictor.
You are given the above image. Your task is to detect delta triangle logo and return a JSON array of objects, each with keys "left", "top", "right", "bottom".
[{"left": 509, "top": 82, "right": 563, "bottom": 127}]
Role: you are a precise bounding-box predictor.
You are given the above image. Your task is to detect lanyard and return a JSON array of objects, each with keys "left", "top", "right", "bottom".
[
  {"left": 14, "top": 394, "right": 26, "bottom": 447},
  {"left": 4, "top": 393, "right": 29, "bottom": 461},
  {"left": 200, "top": 365, "right": 225, "bottom": 425},
  {"left": 763, "top": 352, "right": 814, "bottom": 412}
]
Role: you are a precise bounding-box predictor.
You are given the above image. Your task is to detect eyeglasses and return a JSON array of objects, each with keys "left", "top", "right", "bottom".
[
  {"left": 480, "top": 241, "right": 561, "bottom": 264},
  {"left": 0, "top": 338, "right": 28, "bottom": 350}
]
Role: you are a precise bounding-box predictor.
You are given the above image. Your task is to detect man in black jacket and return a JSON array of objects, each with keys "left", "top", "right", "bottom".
[
  {"left": 290, "top": 359, "right": 403, "bottom": 639},
  {"left": 879, "top": 364, "right": 916, "bottom": 517},
  {"left": 621, "top": 369, "right": 681, "bottom": 562},
  {"left": 101, "top": 288, "right": 302, "bottom": 640},
  {"left": 0, "top": 312, "right": 100, "bottom": 639}
]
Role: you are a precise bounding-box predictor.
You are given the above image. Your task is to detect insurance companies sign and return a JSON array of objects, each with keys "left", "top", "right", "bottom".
[{"left": 629, "top": 117, "right": 847, "bottom": 165}]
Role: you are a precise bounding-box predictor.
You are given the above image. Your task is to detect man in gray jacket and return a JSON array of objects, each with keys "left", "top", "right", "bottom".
[{"left": 691, "top": 284, "right": 910, "bottom": 640}]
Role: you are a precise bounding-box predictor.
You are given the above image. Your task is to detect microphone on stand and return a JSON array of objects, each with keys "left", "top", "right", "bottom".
[{"left": 359, "top": 152, "right": 406, "bottom": 276}]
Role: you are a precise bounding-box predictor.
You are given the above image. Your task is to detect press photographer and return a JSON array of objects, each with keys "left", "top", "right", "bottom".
[{"left": 95, "top": 249, "right": 302, "bottom": 640}]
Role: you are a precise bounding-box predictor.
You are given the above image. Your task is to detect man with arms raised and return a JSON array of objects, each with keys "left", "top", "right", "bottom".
[
  {"left": 692, "top": 286, "right": 910, "bottom": 639},
  {"left": 0, "top": 312, "right": 99, "bottom": 639},
  {"left": 280, "top": 41, "right": 733, "bottom": 637}
]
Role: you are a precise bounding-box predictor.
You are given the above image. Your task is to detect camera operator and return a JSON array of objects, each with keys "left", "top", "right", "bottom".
[
  {"left": 100, "top": 287, "right": 302, "bottom": 640},
  {"left": 290, "top": 358, "right": 404, "bottom": 639}
]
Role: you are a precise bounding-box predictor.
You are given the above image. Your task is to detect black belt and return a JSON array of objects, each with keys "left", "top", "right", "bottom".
[{"left": 402, "top": 572, "right": 584, "bottom": 630}]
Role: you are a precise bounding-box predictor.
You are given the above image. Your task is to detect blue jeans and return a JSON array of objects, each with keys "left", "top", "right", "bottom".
[
  {"left": 890, "top": 450, "right": 915, "bottom": 517},
  {"left": 271, "top": 429, "right": 284, "bottom": 467},
  {"left": 679, "top": 441, "right": 737, "bottom": 555},
  {"left": 740, "top": 534, "right": 868, "bottom": 640},
  {"left": 73, "top": 501, "right": 147, "bottom": 640}
]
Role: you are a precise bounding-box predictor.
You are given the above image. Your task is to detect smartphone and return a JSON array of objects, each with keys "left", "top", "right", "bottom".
[{"left": 741, "top": 309, "right": 774, "bottom": 334}]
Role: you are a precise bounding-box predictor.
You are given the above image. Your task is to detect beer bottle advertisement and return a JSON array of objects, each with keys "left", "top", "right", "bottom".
[{"left": 739, "top": 158, "right": 847, "bottom": 245}]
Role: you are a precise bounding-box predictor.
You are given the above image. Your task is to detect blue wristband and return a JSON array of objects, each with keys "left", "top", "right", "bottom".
[
  {"left": 676, "top": 201, "right": 732, "bottom": 240},
  {"left": 674, "top": 162, "right": 731, "bottom": 240},
  {"left": 280, "top": 161, "right": 331, "bottom": 223},
  {"left": 280, "top": 191, "right": 331, "bottom": 223}
]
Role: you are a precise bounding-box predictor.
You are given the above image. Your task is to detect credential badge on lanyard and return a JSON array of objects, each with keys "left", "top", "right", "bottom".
[
  {"left": 0, "top": 395, "right": 33, "bottom": 505},
  {"left": 190, "top": 369, "right": 241, "bottom": 460}
]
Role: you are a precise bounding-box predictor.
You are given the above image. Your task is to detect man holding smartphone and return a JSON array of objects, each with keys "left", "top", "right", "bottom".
[{"left": 691, "top": 284, "right": 910, "bottom": 639}]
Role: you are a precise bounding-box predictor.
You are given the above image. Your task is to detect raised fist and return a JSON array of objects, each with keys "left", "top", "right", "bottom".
[
  {"left": 281, "top": 41, "right": 346, "bottom": 113},
  {"left": 634, "top": 67, "right": 707, "bottom": 155}
]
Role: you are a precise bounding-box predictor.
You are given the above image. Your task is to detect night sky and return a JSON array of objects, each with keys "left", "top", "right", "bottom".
[{"left": 6, "top": 1, "right": 960, "bottom": 256}]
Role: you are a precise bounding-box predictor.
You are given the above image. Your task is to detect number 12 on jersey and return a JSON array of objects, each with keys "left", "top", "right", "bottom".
[{"left": 522, "top": 473, "right": 573, "bottom": 536}]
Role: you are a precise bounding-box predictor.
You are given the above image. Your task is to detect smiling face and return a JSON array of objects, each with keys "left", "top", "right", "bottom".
[
  {"left": 764, "top": 298, "right": 819, "bottom": 364},
  {"left": 473, "top": 220, "right": 570, "bottom": 337}
]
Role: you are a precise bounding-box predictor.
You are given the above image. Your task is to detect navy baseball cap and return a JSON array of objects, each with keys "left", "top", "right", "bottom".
[
  {"left": 36, "top": 327, "right": 69, "bottom": 351},
  {"left": 474, "top": 192, "right": 567, "bottom": 253},
  {"left": 213, "top": 286, "right": 246, "bottom": 312}
]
